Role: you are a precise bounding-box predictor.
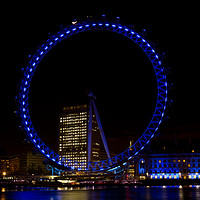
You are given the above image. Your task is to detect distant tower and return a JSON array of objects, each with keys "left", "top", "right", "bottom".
[{"left": 58, "top": 93, "right": 110, "bottom": 170}]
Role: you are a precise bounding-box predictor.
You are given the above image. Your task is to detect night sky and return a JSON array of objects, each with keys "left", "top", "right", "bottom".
[{"left": 1, "top": 2, "right": 199, "bottom": 156}]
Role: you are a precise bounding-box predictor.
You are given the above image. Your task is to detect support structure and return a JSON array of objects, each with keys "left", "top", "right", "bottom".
[{"left": 87, "top": 92, "right": 111, "bottom": 167}]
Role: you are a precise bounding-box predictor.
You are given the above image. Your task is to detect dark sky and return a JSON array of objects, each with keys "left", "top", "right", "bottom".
[{"left": 1, "top": 2, "right": 199, "bottom": 156}]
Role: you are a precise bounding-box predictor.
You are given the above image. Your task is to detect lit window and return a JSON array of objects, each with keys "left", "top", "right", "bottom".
[
  {"left": 159, "top": 160, "right": 161, "bottom": 163},
  {"left": 183, "top": 160, "right": 185, "bottom": 162},
  {"left": 192, "top": 150, "right": 194, "bottom": 153}
]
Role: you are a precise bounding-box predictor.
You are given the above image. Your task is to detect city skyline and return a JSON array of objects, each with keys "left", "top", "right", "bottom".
[{"left": 1, "top": 5, "right": 199, "bottom": 158}]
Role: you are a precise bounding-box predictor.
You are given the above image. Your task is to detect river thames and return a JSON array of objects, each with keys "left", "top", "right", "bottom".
[{"left": 1, "top": 185, "right": 200, "bottom": 200}]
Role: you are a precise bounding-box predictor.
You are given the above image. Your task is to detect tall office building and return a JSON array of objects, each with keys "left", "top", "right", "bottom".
[{"left": 58, "top": 104, "right": 103, "bottom": 170}]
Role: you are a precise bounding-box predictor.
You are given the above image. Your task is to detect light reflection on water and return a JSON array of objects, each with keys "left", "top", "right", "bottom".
[{"left": 1, "top": 185, "right": 200, "bottom": 200}]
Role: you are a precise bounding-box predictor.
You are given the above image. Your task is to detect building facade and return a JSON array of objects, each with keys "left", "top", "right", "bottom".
[
  {"left": 58, "top": 104, "right": 103, "bottom": 170},
  {"left": 134, "top": 153, "right": 200, "bottom": 180},
  {"left": 9, "top": 155, "right": 20, "bottom": 175},
  {"left": 20, "top": 151, "right": 48, "bottom": 175},
  {"left": 0, "top": 157, "right": 9, "bottom": 177}
]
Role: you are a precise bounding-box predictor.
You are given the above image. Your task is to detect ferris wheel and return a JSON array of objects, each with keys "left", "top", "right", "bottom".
[{"left": 18, "top": 16, "right": 168, "bottom": 172}]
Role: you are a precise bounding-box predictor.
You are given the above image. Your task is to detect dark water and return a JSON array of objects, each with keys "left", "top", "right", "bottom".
[{"left": 1, "top": 185, "right": 200, "bottom": 200}]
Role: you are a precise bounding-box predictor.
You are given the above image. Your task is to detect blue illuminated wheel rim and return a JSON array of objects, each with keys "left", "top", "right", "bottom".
[{"left": 18, "top": 18, "right": 168, "bottom": 172}]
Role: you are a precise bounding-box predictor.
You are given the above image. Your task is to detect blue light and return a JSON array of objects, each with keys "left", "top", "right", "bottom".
[
  {"left": 66, "top": 31, "right": 70, "bottom": 34},
  {"left": 27, "top": 75, "right": 30, "bottom": 78},
  {"left": 49, "top": 42, "right": 53, "bottom": 45},
  {"left": 72, "top": 28, "right": 76, "bottom": 31},
  {"left": 23, "top": 88, "right": 26, "bottom": 92},
  {"left": 85, "top": 24, "right": 90, "bottom": 27},
  {"left": 47, "top": 154, "right": 50, "bottom": 158},
  {"left": 105, "top": 24, "right": 109, "bottom": 26},
  {"left": 123, "top": 162, "right": 127, "bottom": 165},
  {"left": 42, "top": 150, "right": 45, "bottom": 153},
  {"left": 33, "top": 139, "right": 36, "bottom": 143},
  {"left": 30, "top": 68, "right": 32, "bottom": 72},
  {"left": 92, "top": 24, "right": 96, "bottom": 26},
  {"left": 36, "top": 57, "right": 39, "bottom": 61},
  {"left": 32, "top": 63, "right": 35, "bottom": 66},
  {"left": 23, "top": 114, "right": 26, "bottom": 118},
  {"left": 37, "top": 145, "right": 40, "bottom": 148},
  {"left": 79, "top": 26, "right": 83, "bottom": 29},
  {"left": 40, "top": 51, "right": 44, "bottom": 55},
  {"left": 98, "top": 23, "right": 103, "bottom": 26},
  {"left": 60, "top": 34, "right": 64, "bottom": 37},
  {"left": 30, "top": 133, "right": 32, "bottom": 137},
  {"left": 55, "top": 38, "right": 58, "bottom": 41},
  {"left": 45, "top": 46, "right": 48, "bottom": 50},
  {"left": 112, "top": 25, "right": 116, "bottom": 27}
]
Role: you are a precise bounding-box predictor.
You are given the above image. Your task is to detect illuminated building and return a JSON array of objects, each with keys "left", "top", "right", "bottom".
[
  {"left": 58, "top": 102, "right": 109, "bottom": 171},
  {"left": 59, "top": 105, "right": 89, "bottom": 170},
  {"left": 0, "top": 157, "right": 9, "bottom": 176},
  {"left": 134, "top": 153, "right": 200, "bottom": 180}
]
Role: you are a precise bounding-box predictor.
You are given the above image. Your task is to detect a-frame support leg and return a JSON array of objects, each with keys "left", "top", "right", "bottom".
[{"left": 91, "top": 99, "right": 111, "bottom": 159}]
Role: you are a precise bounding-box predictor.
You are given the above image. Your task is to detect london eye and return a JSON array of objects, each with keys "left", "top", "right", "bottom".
[{"left": 18, "top": 16, "right": 168, "bottom": 172}]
